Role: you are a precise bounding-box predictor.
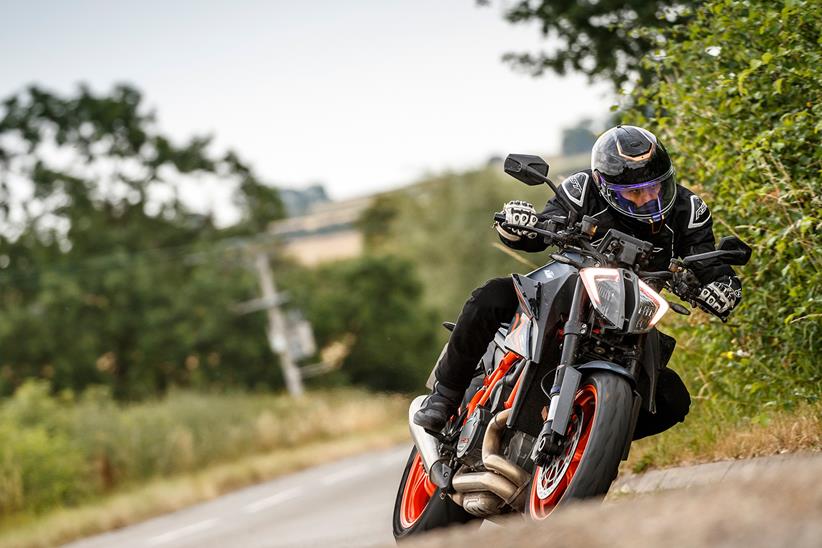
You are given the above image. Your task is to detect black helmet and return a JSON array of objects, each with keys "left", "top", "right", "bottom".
[{"left": 591, "top": 125, "right": 676, "bottom": 224}]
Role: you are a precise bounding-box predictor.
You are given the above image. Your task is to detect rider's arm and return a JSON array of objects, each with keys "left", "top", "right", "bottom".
[
  {"left": 497, "top": 171, "right": 590, "bottom": 253},
  {"left": 673, "top": 189, "right": 736, "bottom": 285},
  {"left": 673, "top": 189, "right": 741, "bottom": 319}
]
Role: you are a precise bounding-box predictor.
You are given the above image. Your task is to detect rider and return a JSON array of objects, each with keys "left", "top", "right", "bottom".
[{"left": 413, "top": 125, "right": 742, "bottom": 435}]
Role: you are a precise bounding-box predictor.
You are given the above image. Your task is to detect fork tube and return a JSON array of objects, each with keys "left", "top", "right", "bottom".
[{"left": 545, "top": 275, "right": 589, "bottom": 423}]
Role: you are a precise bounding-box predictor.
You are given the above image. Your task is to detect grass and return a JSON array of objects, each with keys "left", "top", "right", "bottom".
[
  {"left": 0, "top": 422, "right": 409, "bottom": 548},
  {"left": 0, "top": 383, "right": 411, "bottom": 547},
  {"left": 624, "top": 400, "right": 822, "bottom": 474}
]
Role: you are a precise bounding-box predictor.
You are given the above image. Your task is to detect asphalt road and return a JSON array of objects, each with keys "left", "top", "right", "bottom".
[
  {"left": 63, "top": 445, "right": 822, "bottom": 548},
  {"left": 65, "top": 444, "right": 413, "bottom": 548}
]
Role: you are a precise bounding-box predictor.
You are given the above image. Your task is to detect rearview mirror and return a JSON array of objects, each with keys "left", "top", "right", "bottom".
[
  {"left": 504, "top": 154, "right": 550, "bottom": 186},
  {"left": 717, "top": 236, "right": 752, "bottom": 266}
]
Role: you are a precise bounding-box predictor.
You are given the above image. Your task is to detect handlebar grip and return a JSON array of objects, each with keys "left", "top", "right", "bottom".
[{"left": 671, "top": 281, "right": 728, "bottom": 321}]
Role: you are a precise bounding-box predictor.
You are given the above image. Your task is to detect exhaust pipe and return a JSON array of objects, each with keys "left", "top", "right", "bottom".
[
  {"left": 408, "top": 395, "right": 440, "bottom": 472},
  {"left": 451, "top": 409, "right": 530, "bottom": 513},
  {"left": 452, "top": 468, "right": 519, "bottom": 502},
  {"left": 451, "top": 491, "right": 503, "bottom": 518},
  {"left": 482, "top": 410, "right": 530, "bottom": 488},
  {"left": 409, "top": 396, "right": 530, "bottom": 515}
]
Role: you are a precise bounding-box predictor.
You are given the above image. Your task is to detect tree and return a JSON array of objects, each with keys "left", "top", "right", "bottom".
[
  {"left": 477, "top": 0, "right": 698, "bottom": 87},
  {"left": 283, "top": 255, "right": 440, "bottom": 392},
  {"left": 0, "top": 84, "right": 285, "bottom": 398}
]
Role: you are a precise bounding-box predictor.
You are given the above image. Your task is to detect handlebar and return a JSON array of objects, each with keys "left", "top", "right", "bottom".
[
  {"left": 495, "top": 212, "right": 723, "bottom": 318},
  {"left": 495, "top": 212, "right": 609, "bottom": 264}
]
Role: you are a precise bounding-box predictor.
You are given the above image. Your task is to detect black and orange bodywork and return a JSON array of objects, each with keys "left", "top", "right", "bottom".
[{"left": 462, "top": 258, "right": 578, "bottom": 438}]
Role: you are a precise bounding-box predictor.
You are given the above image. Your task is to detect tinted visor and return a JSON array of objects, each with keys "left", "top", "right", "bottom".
[{"left": 597, "top": 168, "right": 676, "bottom": 223}]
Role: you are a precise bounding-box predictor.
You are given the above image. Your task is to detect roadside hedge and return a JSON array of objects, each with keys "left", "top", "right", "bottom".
[{"left": 629, "top": 0, "right": 821, "bottom": 407}]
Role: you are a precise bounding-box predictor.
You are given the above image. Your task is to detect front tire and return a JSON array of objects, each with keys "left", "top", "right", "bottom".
[
  {"left": 527, "top": 371, "right": 633, "bottom": 520},
  {"left": 392, "top": 447, "right": 475, "bottom": 540}
]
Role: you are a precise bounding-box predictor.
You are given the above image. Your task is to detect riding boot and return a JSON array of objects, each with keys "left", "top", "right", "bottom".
[{"left": 412, "top": 381, "right": 462, "bottom": 432}]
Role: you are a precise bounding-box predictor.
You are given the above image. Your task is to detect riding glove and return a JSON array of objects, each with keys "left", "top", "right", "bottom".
[
  {"left": 695, "top": 275, "right": 742, "bottom": 320},
  {"left": 495, "top": 200, "right": 538, "bottom": 241}
]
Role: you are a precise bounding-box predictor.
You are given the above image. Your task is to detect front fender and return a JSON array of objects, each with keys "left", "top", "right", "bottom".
[
  {"left": 576, "top": 360, "right": 635, "bottom": 387},
  {"left": 550, "top": 360, "right": 634, "bottom": 436}
]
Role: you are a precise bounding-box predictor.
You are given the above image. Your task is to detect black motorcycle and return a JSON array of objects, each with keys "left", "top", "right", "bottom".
[{"left": 393, "top": 154, "right": 751, "bottom": 538}]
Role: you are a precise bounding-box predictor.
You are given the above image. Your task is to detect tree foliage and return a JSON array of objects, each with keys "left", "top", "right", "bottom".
[
  {"left": 628, "top": 0, "right": 821, "bottom": 406},
  {"left": 478, "top": 0, "right": 698, "bottom": 86},
  {"left": 0, "top": 85, "right": 285, "bottom": 398},
  {"left": 282, "top": 255, "right": 440, "bottom": 392}
]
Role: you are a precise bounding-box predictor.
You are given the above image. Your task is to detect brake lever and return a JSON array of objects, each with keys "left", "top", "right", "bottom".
[
  {"left": 666, "top": 271, "right": 728, "bottom": 320},
  {"left": 498, "top": 222, "right": 560, "bottom": 241}
]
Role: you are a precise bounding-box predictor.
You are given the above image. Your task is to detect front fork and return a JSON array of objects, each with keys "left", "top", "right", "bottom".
[{"left": 533, "top": 277, "right": 588, "bottom": 464}]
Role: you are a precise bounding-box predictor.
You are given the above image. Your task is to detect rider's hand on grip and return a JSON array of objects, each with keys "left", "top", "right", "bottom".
[
  {"left": 694, "top": 275, "right": 741, "bottom": 321},
  {"left": 495, "top": 200, "right": 538, "bottom": 241}
]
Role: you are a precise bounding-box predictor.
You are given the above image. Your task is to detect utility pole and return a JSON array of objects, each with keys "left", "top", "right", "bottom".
[{"left": 254, "top": 251, "right": 304, "bottom": 397}]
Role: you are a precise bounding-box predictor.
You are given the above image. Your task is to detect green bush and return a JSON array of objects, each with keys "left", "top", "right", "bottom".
[
  {"left": 0, "top": 382, "right": 89, "bottom": 514},
  {"left": 629, "top": 0, "right": 821, "bottom": 407},
  {"left": 0, "top": 381, "right": 405, "bottom": 518}
]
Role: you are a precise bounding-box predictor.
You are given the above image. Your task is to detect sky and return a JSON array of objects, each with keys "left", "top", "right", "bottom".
[{"left": 1, "top": 0, "right": 613, "bottom": 208}]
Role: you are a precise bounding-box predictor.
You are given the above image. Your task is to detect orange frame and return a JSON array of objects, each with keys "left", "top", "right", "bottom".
[{"left": 463, "top": 351, "right": 523, "bottom": 421}]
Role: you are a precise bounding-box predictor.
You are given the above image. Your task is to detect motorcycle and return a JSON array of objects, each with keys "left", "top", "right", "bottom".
[{"left": 392, "top": 154, "right": 751, "bottom": 538}]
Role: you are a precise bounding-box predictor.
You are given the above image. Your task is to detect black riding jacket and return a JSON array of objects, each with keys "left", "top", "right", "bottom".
[{"left": 501, "top": 169, "right": 736, "bottom": 285}]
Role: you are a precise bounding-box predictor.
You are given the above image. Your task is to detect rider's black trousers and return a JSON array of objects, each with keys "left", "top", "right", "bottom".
[
  {"left": 436, "top": 277, "right": 519, "bottom": 392},
  {"left": 435, "top": 276, "right": 691, "bottom": 439}
]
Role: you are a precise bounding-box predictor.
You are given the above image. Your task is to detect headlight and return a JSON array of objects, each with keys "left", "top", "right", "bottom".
[
  {"left": 581, "top": 268, "right": 670, "bottom": 332},
  {"left": 634, "top": 279, "right": 669, "bottom": 331},
  {"left": 580, "top": 268, "right": 624, "bottom": 328}
]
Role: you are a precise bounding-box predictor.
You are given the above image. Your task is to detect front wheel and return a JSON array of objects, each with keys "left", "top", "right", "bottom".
[
  {"left": 527, "top": 371, "right": 633, "bottom": 520},
  {"left": 392, "top": 447, "right": 475, "bottom": 540}
]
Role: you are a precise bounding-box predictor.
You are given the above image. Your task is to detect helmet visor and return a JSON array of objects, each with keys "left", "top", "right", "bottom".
[{"left": 596, "top": 168, "right": 676, "bottom": 223}]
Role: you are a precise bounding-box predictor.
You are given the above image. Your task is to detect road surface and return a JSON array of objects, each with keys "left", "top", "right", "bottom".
[
  {"left": 65, "top": 444, "right": 413, "bottom": 548},
  {"left": 64, "top": 446, "right": 821, "bottom": 548}
]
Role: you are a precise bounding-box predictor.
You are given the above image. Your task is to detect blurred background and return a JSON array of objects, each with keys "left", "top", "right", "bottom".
[{"left": 0, "top": 0, "right": 818, "bottom": 545}]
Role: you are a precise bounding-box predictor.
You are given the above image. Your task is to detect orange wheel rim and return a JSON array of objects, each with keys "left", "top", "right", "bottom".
[
  {"left": 399, "top": 452, "right": 437, "bottom": 528},
  {"left": 529, "top": 383, "right": 598, "bottom": 520}
]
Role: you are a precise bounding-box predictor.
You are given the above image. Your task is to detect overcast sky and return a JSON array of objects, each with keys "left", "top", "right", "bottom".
[{"left": 1, "top": 0, "right": 613, "bottom": 205}]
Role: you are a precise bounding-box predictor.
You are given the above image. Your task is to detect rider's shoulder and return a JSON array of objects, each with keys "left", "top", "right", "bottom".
[
  {"left": 672, "top": 184, "right": 713, "bottom": 230},
  {"left": 558, "top": 169, "right": 595, "bottom": 210}
]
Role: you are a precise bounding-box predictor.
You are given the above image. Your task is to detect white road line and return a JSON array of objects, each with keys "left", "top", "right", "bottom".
[
  {"left": 321, "top": 463, "right": 368, "bottom": 486},
  {"left": 146, "top": 518, "right": 218, "bottom": 546},
  {"left": 243, "top": 486, "right": 303, "bottom": 514}
]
